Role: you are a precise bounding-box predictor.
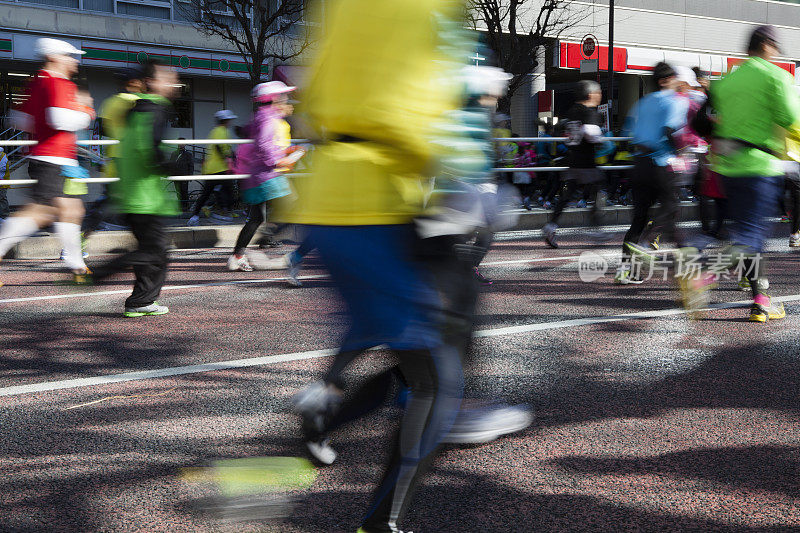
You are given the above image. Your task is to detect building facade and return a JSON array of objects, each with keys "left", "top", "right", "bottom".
[
  {"left": 0, "top": 0, "right": 295, "bottom": 205},
  {"left": 0, "top": 0, "right": 270, "bottom": 140},
  {"left": 510, "top": 0, "right": 800, "bottom": 135}
]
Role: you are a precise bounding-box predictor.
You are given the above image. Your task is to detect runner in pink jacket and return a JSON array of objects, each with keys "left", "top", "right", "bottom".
[{"left": 228, "top": 81, "right": 297, "bottom": 272}]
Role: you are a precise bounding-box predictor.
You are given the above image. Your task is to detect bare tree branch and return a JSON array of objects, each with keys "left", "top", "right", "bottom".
[
  {"left": 467, "top": 0, "right": 591, "bottom": 112},
  {"left": 176, "top": 0, "right": 311, "bottom": 85}
]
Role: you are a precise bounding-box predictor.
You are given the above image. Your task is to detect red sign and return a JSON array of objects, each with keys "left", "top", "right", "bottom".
[
  {"left": 581, "top": 35, "right": 597, "bottom": 58},
  {"left": 727, "top": 57, "right": 795, "bottom": 76},
  {"left": 538, "top": 90, "right": 554, "bottom": 113},
  {"left": 560, "top": 42, "right": 628, "bottom": 72}
]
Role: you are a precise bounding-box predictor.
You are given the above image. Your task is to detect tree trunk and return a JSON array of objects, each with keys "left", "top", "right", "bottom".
[
  {"left": 497, "top": 95, "right": 512, "bottom": 116},
  {"left": 249, "top": 57, "right": 263, "bottom": 86}
]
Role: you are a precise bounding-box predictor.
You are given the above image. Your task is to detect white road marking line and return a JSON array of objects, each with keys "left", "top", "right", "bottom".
[
  {"left": 2, "top": 294, "right": 799, "bottom": 398},
  {"left": 0, "top": 254, "right": 595, "bottom": 304},
  {"left": 481, "top": 251, "right": 618, "bottom": 267},
  {"left": 0, "top": 348, "right": 336, "bottom": 397},
  {"left": 0, "top": 275, "right": 329, "bottom": 304}
]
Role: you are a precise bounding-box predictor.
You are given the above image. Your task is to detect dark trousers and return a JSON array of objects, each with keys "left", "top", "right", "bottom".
[
  {"left": 316, "top": 233, "right": 481, "bottom": 532},
  {"left": 305, "top": 225, "right": 463, "bottom": 532},
  {"left": 82, "top": 193, "right": 110, "bottom": 238},
  {"left": 92, "top": 214, "right": 168, "bottom": 308},
  {"left": 779, "top": 176, "right": 800, "bottom": 234},
  {"left": 0, "top": 187, "right": 9, "bottom": 218},
  {"left": 233, "top": 202, "right": 266, "bottom": 255},
  {"left": 550, "top": 180, "right": 602, "bottom": 226},
  {"left": 176, "top": 181, "right": 191, "bottom": 213},
  {"left": 722, "top": 175, "right": 782, "bottom": 253},
  {"left": 191, "top": 171, "right": 233, "bottom": 215},
  {"left": 538, "top": 171, "right": 560, "bottom": 202},
  {"left": 472, "top": 229, "right": 493, "bottom": 268},
  {"left": 699, "top": 196, "right": 728, "bottom": 237},
  {"left": 607, "top": 168, "right": 633, "bottom": 201},
  {"left": 622, "top": 156, "right": 680, "bottom": 257}
]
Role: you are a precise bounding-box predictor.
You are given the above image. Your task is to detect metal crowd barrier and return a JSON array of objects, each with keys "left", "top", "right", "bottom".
[
  {"left": 494, "top": 136, "right": 635, "bottom": 171},
  {"left": 0, "top": 136, "right": 635, "bottom": 185}
]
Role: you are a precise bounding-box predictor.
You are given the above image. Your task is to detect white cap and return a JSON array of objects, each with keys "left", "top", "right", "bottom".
[
  {"left": 675, "top": 66, "right": 699, "bottom": 88},
  {"left": 252, "top": 81, "right": 296, "bottom": 103},
  {"left": 214, "top": 110, "right": 238, "bottom": 121},
  {"left": 35, "top": 38, "right": 85, "bottom": 59},
  {"left": 462, "top": 65, "right": 513, "bottom": 98}
]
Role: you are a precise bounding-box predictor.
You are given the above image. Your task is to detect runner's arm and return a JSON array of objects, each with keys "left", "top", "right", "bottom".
[
  {"left": 772, "top": 72, "right": 800, "bottom": 130},
  {"left": 46, "top": 81, "right": 94, "bottom": 132}
]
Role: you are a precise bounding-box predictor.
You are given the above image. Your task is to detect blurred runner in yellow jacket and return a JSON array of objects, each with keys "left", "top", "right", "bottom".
[
  {"left": 80, "top": 68, "right": 145, "bottom": 241},
  {"left": 283, "top": 1, "right": 471, "bottom": 531}
]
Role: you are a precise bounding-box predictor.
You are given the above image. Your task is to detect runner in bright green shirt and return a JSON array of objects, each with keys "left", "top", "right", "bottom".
[
  {"left": 680, "top": 25, "right": 800, "bottom": 323},
  {"left": 711, "top": 55, "right": 800, "bottom": 178}
]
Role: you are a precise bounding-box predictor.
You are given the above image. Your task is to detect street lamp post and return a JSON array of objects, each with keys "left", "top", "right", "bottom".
[{"left": 608, "top": 0, "right": 615, "bottom": 126}]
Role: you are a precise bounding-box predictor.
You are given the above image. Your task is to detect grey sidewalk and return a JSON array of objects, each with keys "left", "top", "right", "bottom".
[{"left": 8, "top": 203, "right": 700, "bottom": 259}]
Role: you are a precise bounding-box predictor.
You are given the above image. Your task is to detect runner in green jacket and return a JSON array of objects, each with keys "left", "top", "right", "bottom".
[{"left": 86, "top": 60, "right": 181, "bottom": 317}]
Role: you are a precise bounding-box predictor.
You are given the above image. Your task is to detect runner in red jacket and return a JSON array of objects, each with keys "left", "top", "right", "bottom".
[{"left": 0, "top": 38, "right": 95, "bottom": 285}]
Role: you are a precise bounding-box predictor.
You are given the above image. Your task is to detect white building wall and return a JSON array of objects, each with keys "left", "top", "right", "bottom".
[
  {"left": 223, "top": 81, "right": 254, "bottom": 129},
  {"left": 554, "top": 0, "right": 800, "bottom": 61}
]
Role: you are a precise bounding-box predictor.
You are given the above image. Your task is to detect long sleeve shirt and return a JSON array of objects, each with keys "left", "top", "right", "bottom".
[
  {"left": 711, "top": 57, "right": 800, "bottom": 177},
  {"left": 14, "top": 69, "right": 95, "bottom": 166},
  {"left": 238, "top": 106, "right": 284, "bottom": 191}
]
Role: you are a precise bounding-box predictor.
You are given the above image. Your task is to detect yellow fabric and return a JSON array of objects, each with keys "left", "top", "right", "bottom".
[
  {"left": 202, "top": 125, "right": 232, "bottom": 175},
  {"left": 279, "top": 0, "right": 463, "bottom": 225},
  {"left": 63, "top": 178, "right": 88, "bottom": 196},
  {"left": 786, "top": 124, "right": 800, "bottom": 162},
  {"left": 100, "top": 93, "right": 139, "bottom": 177},
  {"left": 275, "top": 119, "right": 292, "bottom": 149}
]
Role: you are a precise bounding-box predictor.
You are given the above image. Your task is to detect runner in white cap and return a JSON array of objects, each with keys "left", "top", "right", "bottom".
[{"left": 0, "top": 38, "right": 94, "bottom": 286}]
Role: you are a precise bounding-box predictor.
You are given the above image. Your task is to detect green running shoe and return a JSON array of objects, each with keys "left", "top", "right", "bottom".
[
  {"left": 614, "top": 268, "right": 644, "bottom": 285},
  {"left": 623, "top": 241, "right": 657, "bottom": 266}
]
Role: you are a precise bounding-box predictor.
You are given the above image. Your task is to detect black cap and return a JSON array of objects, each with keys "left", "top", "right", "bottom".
[
  {"left": 653, "top": 62, "right": 677, "bottom": 83},
  {"left": 113, "top": 66, "right": 145, "bottom": 82},
  {"left": 748, "top": 25, "right": 781, "bottom": 54},
  {"left": 692, "top": 66, "right": 709, "bottom": 80}
]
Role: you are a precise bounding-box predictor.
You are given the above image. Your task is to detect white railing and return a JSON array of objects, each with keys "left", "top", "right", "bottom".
[{"left": 0, "top": 137, "right": 634, "bottom": 185}]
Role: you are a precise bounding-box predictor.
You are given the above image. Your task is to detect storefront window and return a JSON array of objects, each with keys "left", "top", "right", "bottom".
[
  {"left": 0, "top": 72, "right": 34, "bottom": 127},
  {"left": 170, "top": 79, "right": 193, "bottom": 129}
]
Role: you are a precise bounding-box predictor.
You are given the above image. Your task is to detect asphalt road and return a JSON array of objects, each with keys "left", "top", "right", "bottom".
[{"left": 1, "top": 226, "right": 799, "bottom": 532}]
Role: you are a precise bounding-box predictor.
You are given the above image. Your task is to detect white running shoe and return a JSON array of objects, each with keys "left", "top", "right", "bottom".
[
  {"left": 124, "top": 303, "right": 169, "bottom": 318},
  {"left": 245, "top": 250, "right": 289, "bottom": 271},
  {"left": 442, "top": 404, "right": 533, "bottom": 444},
  {"left": 227, "top": 254, "right": 253, "bottom": 272},
  {"left": 291, "top": 381, "right": 335, "bottom": 416},
  {"left": 187, "top": 215, "right": 200, "bottom": 226},
  {"left": 306, "top": 438, "right": 337, "bottom": 465},
  {"left": 263, "top": 254, "right": 291, "bottom": 271}
]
